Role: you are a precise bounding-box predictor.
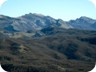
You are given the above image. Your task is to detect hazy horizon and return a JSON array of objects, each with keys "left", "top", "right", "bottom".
[
  {"left": 0, "top": 0, "right": 96, "bottom": 21},
  {"left": 0, "top": 12, "right": 96, "bottom": 22}
]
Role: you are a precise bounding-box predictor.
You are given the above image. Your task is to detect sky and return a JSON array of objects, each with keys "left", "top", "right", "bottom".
[
  {"left": 0, "top": 0, "right": 96, "bottom": 21},
  {"left": 89, "top": 0, "right": 96, "bottom": 6}
]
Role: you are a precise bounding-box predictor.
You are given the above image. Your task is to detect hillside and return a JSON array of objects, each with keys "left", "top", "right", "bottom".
[
  {"left": 0, "top": 29, "right": 96, "bottom": 72},
  {"left": 0, "top": 13, "right": 96, "bottom": 72}
]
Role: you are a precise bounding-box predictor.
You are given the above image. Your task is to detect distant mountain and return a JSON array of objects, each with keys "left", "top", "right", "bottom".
[
  {"left": 0, "top": 13, "right": 96, "bottom": 72},
  {"left": 0, "top": 13, "right": 96, "bottom": 33},
  {"left": 67, "top": 16, "right": 96, "bottom": 30},
  {"left": 0, "top": 13, "right": 72, "bottom": 32}
]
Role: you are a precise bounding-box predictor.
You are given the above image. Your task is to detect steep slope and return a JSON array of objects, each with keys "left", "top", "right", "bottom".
[{"left": 0, "top": 15, "right": 15, "bottom": 31}]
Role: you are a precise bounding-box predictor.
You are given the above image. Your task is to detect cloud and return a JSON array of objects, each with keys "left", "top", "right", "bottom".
[
  {"left": 89, "top": 0, "right": 96, "bottom": 7},
  {"left": 0, "top": 0, "right": 7, "bottom": 7}
]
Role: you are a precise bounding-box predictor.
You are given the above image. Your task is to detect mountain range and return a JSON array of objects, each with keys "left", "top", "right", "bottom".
[
  {"left": 0, "top": 13, "right": 96, "bottom": 33},
  {"left": 0, "top": 13, "right": 96, "bottom": 72}
]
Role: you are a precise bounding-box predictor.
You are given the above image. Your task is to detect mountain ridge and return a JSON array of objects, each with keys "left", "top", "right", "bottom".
[
  {"left": 0, "top": 13, "right": 96, "bottom": 33},
  {"left": 0, "top": 13, "right": 96, "bottom": 72}
]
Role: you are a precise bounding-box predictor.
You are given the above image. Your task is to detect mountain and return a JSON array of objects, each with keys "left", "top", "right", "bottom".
[
  {"left": 0, "top": 13, "right": 96, "bottom": 72},
  {"left": 0, "top": 13, "right": 96, "bottom": 33},
  {"left": 0, "top": 13, "right": 73, "bottom": 33},
  {"left": 67, "top": 16, "right": 96, "bottom": 30}
]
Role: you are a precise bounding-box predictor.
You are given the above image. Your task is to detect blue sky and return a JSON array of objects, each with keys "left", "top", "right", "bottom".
[{"left": 0, "top": 0, "right": 96, "bottom": 21}]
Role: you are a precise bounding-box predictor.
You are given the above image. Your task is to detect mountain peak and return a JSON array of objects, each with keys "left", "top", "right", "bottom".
[
  {"left": 33, "top": 13, "right": 45, "bottom": 17},
  {"left": 22, "top": 13, "right": 45, "bottom": 17},
  {"left": 0, "top": 15, "right": 9, "bottom": 18},
  {"left": 79, "top": 16, "right": 95, "bottom": 21},
  {"left": 0, "top": 15, "right": 5, "bottom": 18},
  {"left": 80, "top": 16, "right": 89, "bottom": 19}
]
